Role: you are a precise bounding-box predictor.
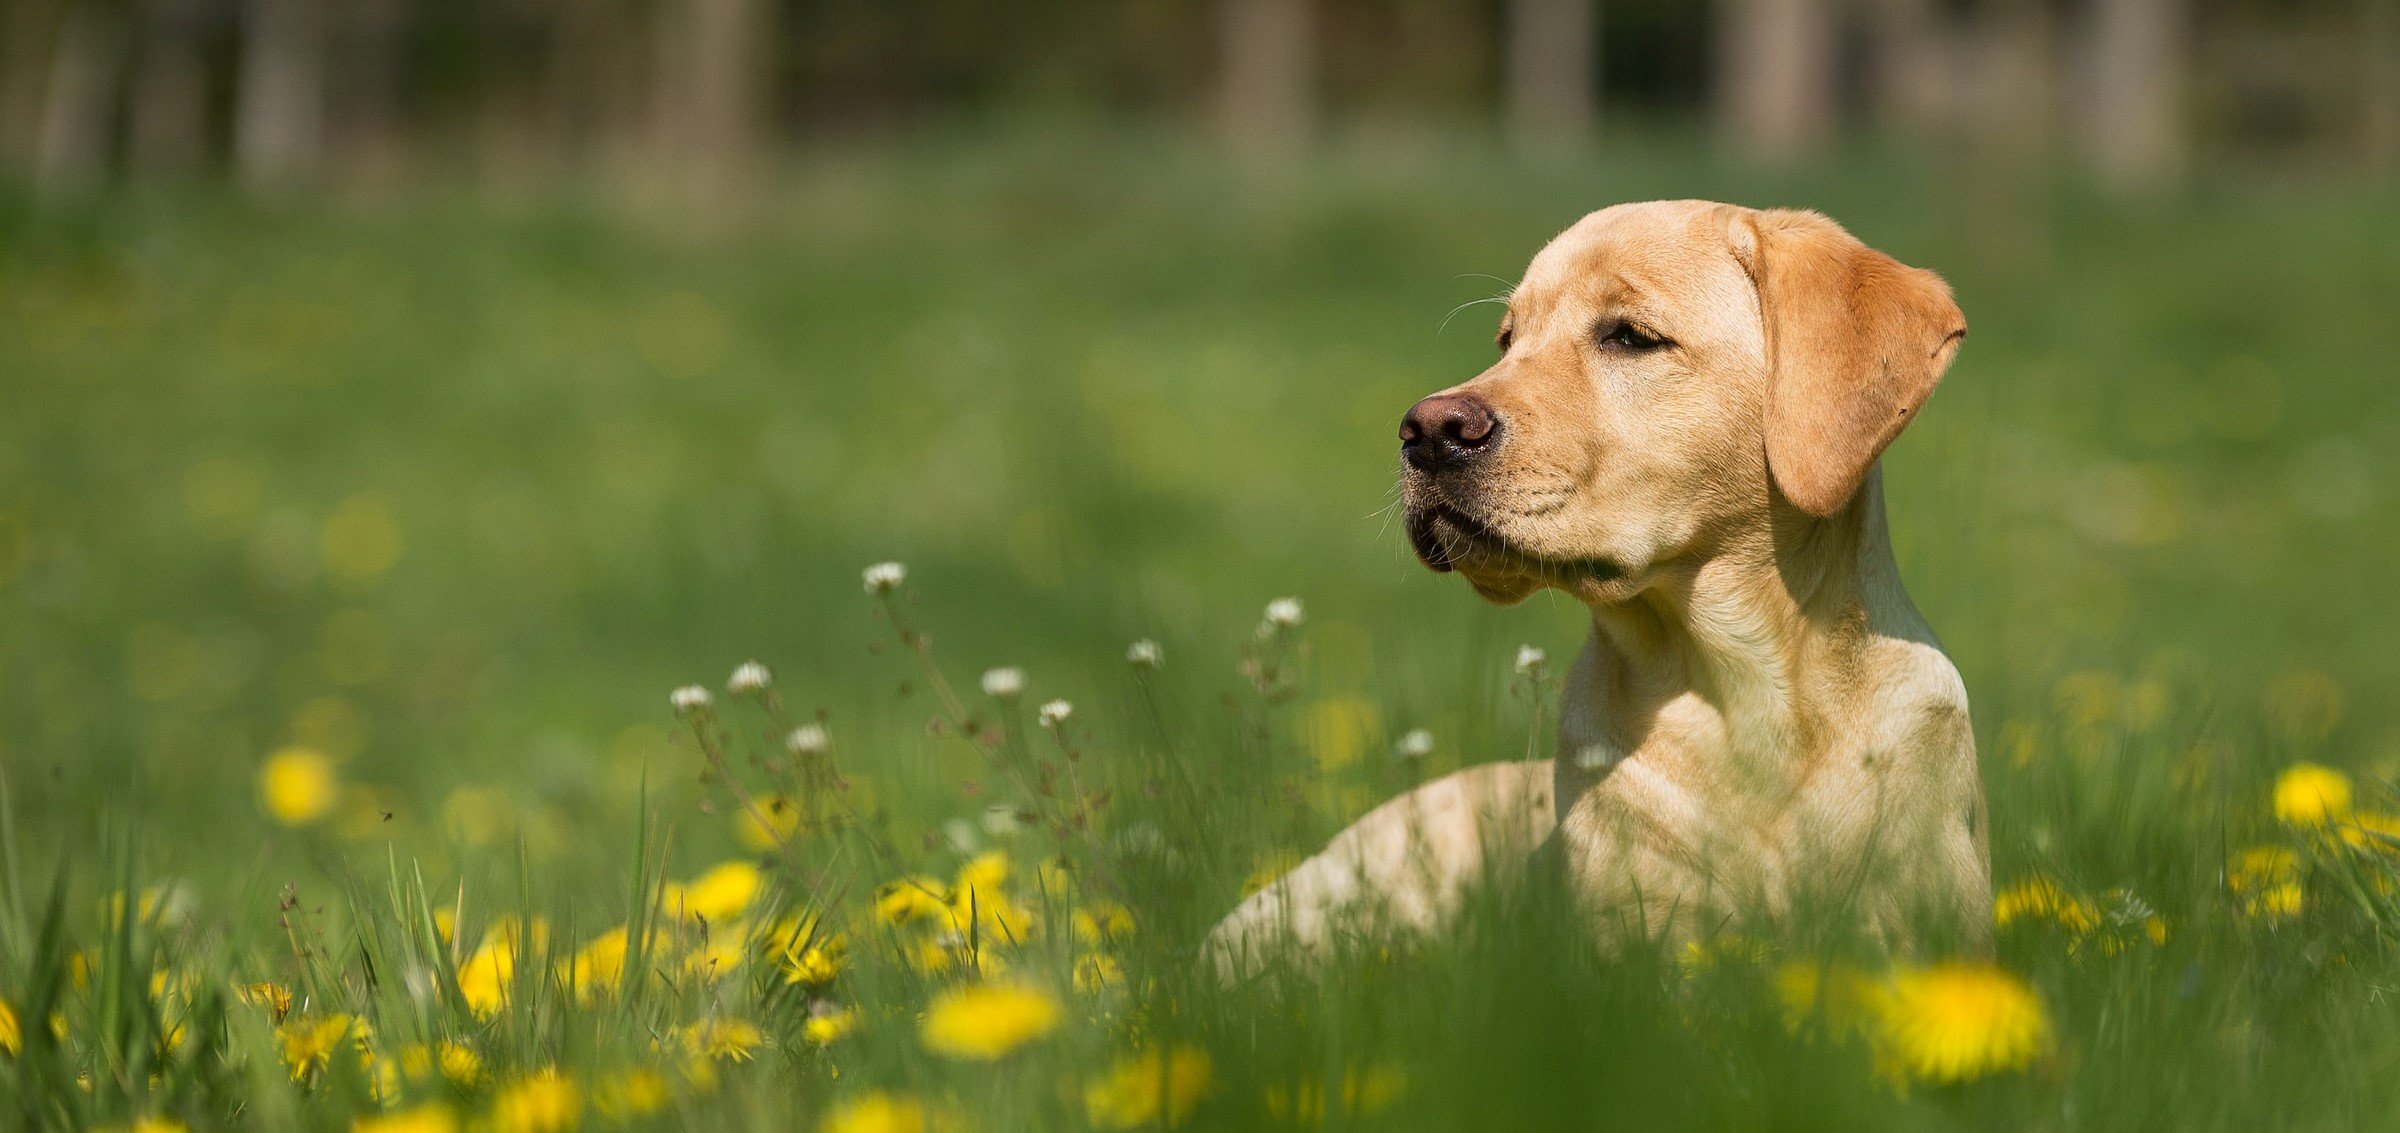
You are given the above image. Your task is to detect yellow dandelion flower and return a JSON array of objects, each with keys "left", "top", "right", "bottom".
[
  {"left": 148, "top": 968, "right": 198, "bottom": 1004},
  {"left": 823, "top": 1092, "right": 930, "bottom": 1133},
  {"left": 1263, "top": 1064, "right": 1406, "bottom": 1124},
  {"left": 953, "top": 850, "right": 1010, "bottom": 896},
  {"left": 668, "top": 861, "right": 762, "bottom": 923},
  {"left": 457, "top": 944, "right": 514, "bottom": 1017},
  {"left": 1035, "top": 856, "right": 1078, "bottom": 898},
  {"left": 1774, "top": 960, "right": 1878, "bottom": 1035},
  {"left": 1073, "top": 902, "right": 1135, "bottom": 948},
  {"left": 488, "top": 1068, "right": 580, "bottom": 1133},
  {"left": 95, "top": 1120, "right": 187, "bottom": 1133},
  {"left": 593, "top": 1067, "right": 671, "bottom": 1119},
  {"left": 1074, "top": 953, "right": 1125, "bottom": 993},
  {"left": 2274, "top": 762, "right": 2354, "bottom": 827},
  {"left": 353, "top": 1103, "right": 458, "bottom": 1133},
  {"left": 1085, "top": 1046, "right": 1213, "bottom": 1130},
  {"left": 1992, "top": 876, "right": 2099, "bottom": 935},
  {"left": 803, "top": 1005, "right": 860, "bottom": 1044},
  {"left": 1, "top": 997, "right": 20, "bottom": 1055},
  {"left": 783, "top": 931, "right": 848, "bottom": 986},
  {"left": 907, "top": 937, "right": 959, "bottom": 976},
  {"left": 1870, "top": 963, "right": 2052, "bottom": 1084},
  {"left": 238, "top": 981, "right": 294, "bottom": 1022},
  {"left": 2341, "top": 811, "right": 2400, "bottom": 852},
  {"left": 736, "top": 795, "right": 800, "bottom": 852},
  {"left": 949, "top": 889, "right": 1037, "bottom": 943},
  {"left": 2228, "top": 845, "right": 2305, "bottom": 920},
  {"left": 680, "top": 1017, "right": 767, "bottom": 1063},
  {"left": 565, "top": 927, "right": 630, "bottom": 1002},
  {"left": 390, "top": 1040, "right": 481, "bottom": 1085},
  {"left": 456, "top": 916, "right": 549, "bottom": 1016},
  {"left": 681, "top": 923, "right": 750, "bottom": 982},
  {"left": 876, "top": 877, "right": 952, "bottom": 927},
  {"left": 2248, "top": 883, "right": 2304, "bottom": 920},
  {"left": 920, "top": 982, "right": 1061, "bottom": 1061},
  {"left": 259, "top": 747, "right": 339, "bottom": 826},
  {"left": 277, "top": 1013, "right": 360, "bottom": 1080}
]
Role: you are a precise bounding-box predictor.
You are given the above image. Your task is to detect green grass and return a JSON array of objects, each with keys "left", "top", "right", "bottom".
[{"left": 2, "top": 133, "right": 2399, "bottom": 1129}]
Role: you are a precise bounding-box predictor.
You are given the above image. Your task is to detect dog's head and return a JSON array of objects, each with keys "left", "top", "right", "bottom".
[{"left": 1402, "top": 200, "right": 1966, "bottom": 605}]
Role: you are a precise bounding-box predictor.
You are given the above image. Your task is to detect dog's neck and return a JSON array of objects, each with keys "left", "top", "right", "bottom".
[{"left": 1557, "top": 468, "right": 1926, "bottom": 804}]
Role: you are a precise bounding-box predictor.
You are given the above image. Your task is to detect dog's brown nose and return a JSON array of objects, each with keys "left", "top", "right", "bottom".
[{"left": 1400, "top": 393, "right": 1499, "bottom": 472}]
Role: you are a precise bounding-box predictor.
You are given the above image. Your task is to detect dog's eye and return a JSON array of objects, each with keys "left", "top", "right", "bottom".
[
  {"left": 1598, "top": 322, "right": 1667, "bottom": 352},
  {"left": 1496, "top": 326, "right": 1514, "bottom": 353}
]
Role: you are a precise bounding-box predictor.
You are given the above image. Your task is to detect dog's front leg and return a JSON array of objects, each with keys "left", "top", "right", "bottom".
[{"left": 1202, "top": 759, "right": 1556, "bottom": 980}]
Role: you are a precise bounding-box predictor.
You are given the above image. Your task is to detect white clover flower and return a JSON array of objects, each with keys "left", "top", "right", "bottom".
[
  {"left": 1515, "top": 645, "right": 1548, "bottom": 675},
  {"left": 943, "top": 818, "right": 981, "bottom": 855},
  {"left": 981, "top": 804, "right": 1024, "bottom": 837},
  {"left": 981, "top": 666, "right": 1027, "bottom": 699},
  {"left": 1125, "top": 638, "right": 1164, "bottom": 669},
  {"left": 1263, "top": 597, "right": 1305, "bottom": 628},
  {"left": 727, "top": 660, "right": 772, "bottom": 693},
  {"left": 669, "top": 684, "right": 714, "bottom": 713},
  {"left": 1038, "top": 699, "right": 1074, "bottom": 728},
  {"left": 862, "top": 561, "right": 907, "bottom": 594},
  {"left": 785, "top": 723, "right": 829, "bottom": 754},
  {"left": 1394, "top": 728, "right": 1435, "bottom": 759}
]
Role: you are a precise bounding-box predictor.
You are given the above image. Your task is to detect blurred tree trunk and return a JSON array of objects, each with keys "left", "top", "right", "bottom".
[
  {"left": 1217, "top": 0, "right": 1314, "bottom": 160},
  {"left": 2367, "top": 0, "right": 2399, "bottom": 181},
  {"left": 543, "top": 0, "right": 620, "bottom": 168},
  {"left": 1716, "top": 0, "right": 1838, "bottom": 163},
  {"left": 1505, "top": 0, "right": 1598, "bottom": 156},
  {"left": 2, "top": 0, "right": 69, "bottom": 172},
  {"left": 234, "top": 0, "right": 325, "bottom": 190},
  {"left": 129, "top": 0, "right": 208, "bottom": 176},
  {"left": 2082, "top": 0, "right": 2187, "bottom": 192},
  {"left": 1957, "top": 0, "right": 2055, "bottom": 271},
  {"left": 333, "top": 0, "right": 405, "bottom": 186},
  {"left": 1865, "top": 0, "right": 1952, "bottom": 136},
  {"left": 651, "top": 0, "right": 765, "bottom": 204},
  {"left": 36, "top": 0, "right": 128, "bottom": 193}
]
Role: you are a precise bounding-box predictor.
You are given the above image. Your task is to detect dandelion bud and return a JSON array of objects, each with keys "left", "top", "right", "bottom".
[
  {"left": 981, "top": 667, "right": 1027, "bottom": 699},
  {"left": 786, "top": 724, "right": 829, "bottom": 754},
  {"left": 1125, "top": 639, "right": 1164, "bottom": 669},
  {"left": 862, "top": 561, "right": 907, "bottom": 594},
  {"left": 727, "top": 661, "right": 772, "bottom": 694},
  {"left": 1394, "top": 728, "right": 1435, "bottom": 760},
  {"left": 1514, "top": 645, "right": 1548, "bottom": 675},
  {"left": 670, "top": 685, "right": 714, "bottom": 713},
  {"left": 1038, "top": 699, "right": 1074, "bottom": 728}
]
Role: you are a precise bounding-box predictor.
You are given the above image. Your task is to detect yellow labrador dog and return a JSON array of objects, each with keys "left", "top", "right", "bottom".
[{"left": 1207, "top": 200, "right": 1987, "bottom": 975}]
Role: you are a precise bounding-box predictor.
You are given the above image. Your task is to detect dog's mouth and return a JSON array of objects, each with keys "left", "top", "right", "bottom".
[{"left": 1404, "top": 503, "right": 1620, "bottom": 584}]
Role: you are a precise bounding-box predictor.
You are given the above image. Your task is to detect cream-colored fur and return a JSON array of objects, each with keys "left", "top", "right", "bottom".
[{"left": 1205, "top": 200, "right": 1989, "bottom": 978}]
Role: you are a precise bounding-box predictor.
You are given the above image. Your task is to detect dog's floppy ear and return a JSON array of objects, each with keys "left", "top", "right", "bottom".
[{"left": 1730, "top": 208, "right": 1966, "bottom": 517}]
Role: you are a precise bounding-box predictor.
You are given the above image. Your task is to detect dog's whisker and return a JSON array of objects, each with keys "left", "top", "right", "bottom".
[{"left": 1436, "top": 293, "right": 1511, "bottom": 337}]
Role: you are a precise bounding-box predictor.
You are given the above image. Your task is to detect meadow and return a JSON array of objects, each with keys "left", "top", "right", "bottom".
[{"left": 2, "top": 133, "right": 2399, "bottom": 1130}]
